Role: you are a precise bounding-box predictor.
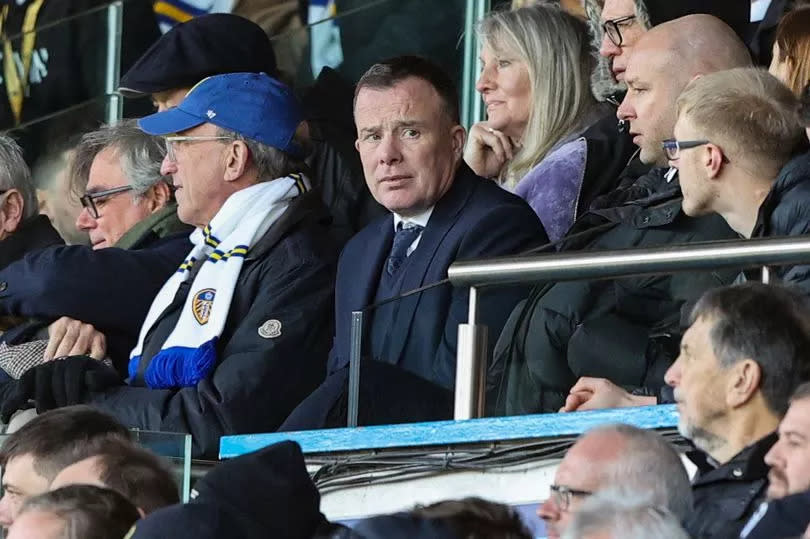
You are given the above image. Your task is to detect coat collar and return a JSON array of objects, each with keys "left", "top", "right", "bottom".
[
  {"left": 246, "top": 190, "right": 331, "bottom": 261},
  {"left": 751, "top": 152, "right": 810, "bottom": 239},
  {"left": 688, "top": 431, "right": 776, "bottom": 485}
]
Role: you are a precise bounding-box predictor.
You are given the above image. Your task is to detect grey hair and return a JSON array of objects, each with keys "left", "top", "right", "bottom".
[
  {"left": 689, "top": 282, "right": 810, "bottom": 416},
  {"left": 562, "top": 491, "right": 690, "bottom": 539},
  {"left": 583, "top": 0, "right": 653, "bottom": 101},
  {"left": 215, "top": 127, "right": 311, "bottom": 182},
  {"left": 20, "top": 484, "right": 140, "bottom": 539},
  {"left": 69, "top": 119, "right": 170, "bottom": 199},
  {"left": 585, "top": 423, "right": 693, "bottom": 521},
  {"left": 0, "top": 134, "right": 37, "bottom": 220}
]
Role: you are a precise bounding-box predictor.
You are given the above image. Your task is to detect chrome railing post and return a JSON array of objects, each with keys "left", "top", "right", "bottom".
[
  {"left": 761, "top": 266, "right": 771, "bottom": 283},
  {"left": 347, "top": 310, "right": 364, "bottom": 428},
  {"left": 454, "top": 286, "right": 487, "bottom": 420},
  {"left": 105, "top": 1, "right": 123, "bottom": 124}
]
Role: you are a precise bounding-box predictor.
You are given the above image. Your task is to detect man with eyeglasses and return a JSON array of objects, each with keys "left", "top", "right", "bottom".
[
  {"left": 537, "top": 423, "right": 691, "bottom": 539},
  {"left": 672, "top": 68, "right": 810, "bottom": 282},
  {"left": 0, "top": 122, "right": 193, "bottom": 418},
  {"left": 72, "top": 122, "right": 189, "bottom": 252},
  {"left": 119, "top": 13, "right": 385, "bottom": 247},
  {"left": 544, "top": 16, "right": 754, "bottom": 416},
  {"left": 0, "top": 72, "right": 338, "bottom": 457},
  {"left": 492, "top": 16, "right": 749, "bottom": 417},
  {"left": 585, "top": 0, "right": 750, "bottom": 103}
]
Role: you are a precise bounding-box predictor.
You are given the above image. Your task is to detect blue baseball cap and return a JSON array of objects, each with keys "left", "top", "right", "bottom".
[{"left": 137, "top": 72, "right": 304, "bottom": 158}]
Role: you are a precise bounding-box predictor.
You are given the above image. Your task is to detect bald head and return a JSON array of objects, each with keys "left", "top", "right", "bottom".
[
  {"left": 636, "top": 15, "right": 752, "bottom": 79},
  {"left": 618, "top": 14, "right": 752, "bottom": 166},
  {"left": 563, "top": 425, "right": 692, "bottom": 518}
]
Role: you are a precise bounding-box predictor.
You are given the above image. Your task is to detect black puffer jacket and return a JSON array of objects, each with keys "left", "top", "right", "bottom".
[
  {"left": 489, "top": 168, "right": 738, "bottom": 415},
  {"left": 747, "top": 152, "right": 810, "bottom": 292}
]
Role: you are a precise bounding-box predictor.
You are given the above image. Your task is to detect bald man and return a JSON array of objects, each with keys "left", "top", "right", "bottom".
[
  {"left": 491, "top": 14, "right": 750, "bottom": 417},
  {"left": 618, "top": 14, "right": 753, "bottom": 167},
  {"left": 555, "top": 15, "right": 755, "bottom": 414},
  {"left": 537, "top": 424, "right": 691, "bottom": 539}
]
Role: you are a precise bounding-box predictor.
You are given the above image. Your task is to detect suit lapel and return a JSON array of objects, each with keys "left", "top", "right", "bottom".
[
  {"left": 348, "top": 216, "right": 394, "bottom": 312},
  {"left": 385, "top": 165, "right": 477, "bottom": 364}
]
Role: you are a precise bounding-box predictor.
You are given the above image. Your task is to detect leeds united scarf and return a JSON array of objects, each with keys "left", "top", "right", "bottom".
[{"left": 128, "top": 175, "right": 308, "bottom": 389}]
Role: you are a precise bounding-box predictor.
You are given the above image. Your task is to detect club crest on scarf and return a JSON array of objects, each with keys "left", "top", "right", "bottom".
[{"left": 192, "top": 288, "right": 216, "bottom": 325}]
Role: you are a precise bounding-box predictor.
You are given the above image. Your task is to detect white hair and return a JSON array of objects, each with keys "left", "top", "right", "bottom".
[
  {"left": 0, "top": 134, "right": 37, "bottom": 220},
  {"left": 583, "top": 423, "right": 693, "bottom": 521},
  {"left": 562, "top": 491, "right": 690, "bottom": 539}
]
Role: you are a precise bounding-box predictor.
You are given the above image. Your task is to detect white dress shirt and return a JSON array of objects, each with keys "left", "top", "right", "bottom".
[
  {"left": 751, "top": 0, "right": 771, "bottom": 22},
  {"left": 393, "top": 207, "right": 434, "bottom": 256}
]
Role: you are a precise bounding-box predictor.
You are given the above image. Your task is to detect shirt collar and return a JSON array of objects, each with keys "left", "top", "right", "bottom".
[
  {"left": 393, "top": 206, "right": 434, "bottom": 231},
  {"left": 750, "top": 0, "right": 772, "bottom": 22}
]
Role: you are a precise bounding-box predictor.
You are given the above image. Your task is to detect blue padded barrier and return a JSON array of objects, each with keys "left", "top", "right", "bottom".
[{"left": 219, "top": 405, "right": 678, "bottom": 459}]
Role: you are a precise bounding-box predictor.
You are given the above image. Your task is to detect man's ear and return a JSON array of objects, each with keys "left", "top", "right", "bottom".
[
  {"left": 704, "top": 144, "right": 726, "bottom": 180},
  {"left": 450, "top": 125, "right": 466, "bottom": 158},
  {"left": 726, "top": 358, "right": 762, "bottom": 409},
  {"left": 146, "top": 181, "right": 172, "bottom": 212},
  {"left": 223, "top": 140, "right": 249, "bottom": 183},
  {"left": 0, "top": 189, "right": 24, "bottom": 236}
]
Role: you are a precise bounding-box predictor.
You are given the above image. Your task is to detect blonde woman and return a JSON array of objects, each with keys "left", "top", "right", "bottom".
[{"left": 464, "top": 4, "right": 624, "bottom": 241}]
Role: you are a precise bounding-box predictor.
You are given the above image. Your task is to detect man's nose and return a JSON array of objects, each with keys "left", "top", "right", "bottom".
[
  {"left": 160, "top": 154, "right": 177, "bottom": 176},
  {"left": 75, "top": 206, "right": 96, "bottom": 231},
  {"left": 377, "top": 135, "right": 402, "bottom": 166},
  {"left": 599, "top": 32, "right": 621, "bottom": 59},
  {"left": 537, "top": 497, "right": 560, "bottom": 521},
  {"left": 764, "top": 440, "right": 783, "bottom": 468},
  {"left": 617, "top": 95, "right": 634, "bottom": 122},
  {"left": 664, "top": 358, "right": 682, "bottom": 388}
]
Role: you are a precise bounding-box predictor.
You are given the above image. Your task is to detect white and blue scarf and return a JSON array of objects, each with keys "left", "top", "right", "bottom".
[{"left": 128, "top": 175, "right": 308, "bottom": 389}]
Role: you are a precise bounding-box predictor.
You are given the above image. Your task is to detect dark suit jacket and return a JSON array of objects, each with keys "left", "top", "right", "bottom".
[{"left": 328, "top": 163, "right": 547, "bottom": 389}]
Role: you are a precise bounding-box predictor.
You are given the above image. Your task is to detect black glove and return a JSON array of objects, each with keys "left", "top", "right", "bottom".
[
  {"left": 1, "top": 356, "right": 121, "bottom": 421},
  {"left": 0, "top": 376, "right": 34, "bottom": 424}
]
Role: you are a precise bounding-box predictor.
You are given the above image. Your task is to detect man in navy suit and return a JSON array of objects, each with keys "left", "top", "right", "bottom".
[{"left": 281, "top": 56, "right": 547, "bottom": 429}]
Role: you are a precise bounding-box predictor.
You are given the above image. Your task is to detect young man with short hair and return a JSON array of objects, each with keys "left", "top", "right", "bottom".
[
  {"left": 0, "top": 406, "right": 130, "bottom": 529},
  {"left": 50, "top": 438, "right": 179, "bottom": 515}
]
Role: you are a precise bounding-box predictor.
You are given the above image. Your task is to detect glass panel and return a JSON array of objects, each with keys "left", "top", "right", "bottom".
[
  {"left": 276, "top": 0, "right": 467, "bottom": 91},
  {"left": 0, "top": 428, "right": 191, "bottom": 507},
  {"left": 3, "top": 95, "right": 117, "bottom": 245},
  {"left": 0, "top": 2, "right": 124, "bottom": 131},
  {"left": 129, "top": 429, "right": 193, "bottom": 502}
]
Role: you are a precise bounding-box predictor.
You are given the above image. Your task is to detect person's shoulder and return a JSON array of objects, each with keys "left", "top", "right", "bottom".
[{"left": 463, "top": 174, "right": 540, "bottom": 227}]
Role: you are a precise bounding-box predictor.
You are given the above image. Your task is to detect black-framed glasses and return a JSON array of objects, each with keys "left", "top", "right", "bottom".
[
  {"left": 549, "top": 484, "right": 593, "bottom": 512},
  {"left": 602, "top": 15, "right": 636, "bottom": 47},
  {"left": 79, "top": 185, "right": 134, "bottom": 219},
  {"left": 662, "top": 139, "right": 731, "bottom": 163}
]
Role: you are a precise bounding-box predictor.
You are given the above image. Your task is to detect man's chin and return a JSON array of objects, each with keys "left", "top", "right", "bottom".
[{"left": 766, "top": 484, "right": 786, "bottom": 501}]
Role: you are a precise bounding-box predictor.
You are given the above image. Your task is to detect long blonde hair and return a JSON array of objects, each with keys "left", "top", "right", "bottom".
[{"left": 478, "top": 4, "right": 596, "bottom": 185}]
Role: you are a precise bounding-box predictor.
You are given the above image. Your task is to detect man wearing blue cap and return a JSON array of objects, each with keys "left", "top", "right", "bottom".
[{"left": 0, "top": 72, "right": 338, "bottom": 457}]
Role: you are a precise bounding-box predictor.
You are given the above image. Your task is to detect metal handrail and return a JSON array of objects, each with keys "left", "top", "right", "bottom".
[
  {"left": 449, "top": 235, "right": 810, "bottom": 420},
  {"left": 448, "top": 236, "right": 810, "bottom": 287}
]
